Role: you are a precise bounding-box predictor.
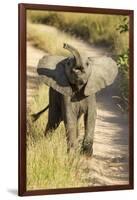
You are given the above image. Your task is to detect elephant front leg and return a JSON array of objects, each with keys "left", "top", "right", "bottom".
[
  {"left": 63, "top": 98, "right": 78, "bottom": 152},
  {"left": 65, "top": 119, "right": 78, "bottom": 152},
  {"left": 82, "top": 98, "right": 97, "bottom": 156}
]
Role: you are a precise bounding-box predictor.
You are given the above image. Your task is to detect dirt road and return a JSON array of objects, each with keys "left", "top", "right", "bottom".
[
  {"left": 80, "top": 89, "right": 129, "bottom": 186},
  {"left": 27, "top": 25, "right": 129, "bottom": 186}
]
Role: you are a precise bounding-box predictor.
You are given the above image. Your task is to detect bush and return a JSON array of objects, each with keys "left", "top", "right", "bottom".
[
  {"left": 116, "top": 50, "right": 129, "bottom": 111},
  {"left": 116, "top": 17, "right": 129, "bottom": 111}
]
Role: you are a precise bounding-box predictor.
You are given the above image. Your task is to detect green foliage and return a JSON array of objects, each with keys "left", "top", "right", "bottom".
[
  {"left": 116, "top": 50, "right": 129, "bottom": 111},
  {"left": 117, "top": 51, "right": 129, "bottom": 70},
  {"left": 116, "top": 17, "right": 129, "bottom": 33},
  {"left": 116, "top": 17, "right": 129, "bottom": 111}
]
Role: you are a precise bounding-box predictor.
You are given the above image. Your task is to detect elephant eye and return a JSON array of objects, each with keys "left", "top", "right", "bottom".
[
  {"left": 86, "top": 62, "right": 89, "bottom": 66},
  {"left": 67, "top": 61, "right": 70, "bottom": 65}
]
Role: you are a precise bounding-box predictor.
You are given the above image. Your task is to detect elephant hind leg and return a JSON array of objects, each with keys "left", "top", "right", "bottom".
[
  {"left": 45, "top": 118, "right": 61, "bottom": 135},
  {"left": 45, "top": 88, "right": 62, "bottom": 136},
  {"left": 45, "top": 105, "right": 62, "bottom": 135}
]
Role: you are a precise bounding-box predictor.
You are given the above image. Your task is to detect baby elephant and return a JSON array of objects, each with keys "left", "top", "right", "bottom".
[{"left": 35, "top": 43, "right": 118, "bottom": 156}]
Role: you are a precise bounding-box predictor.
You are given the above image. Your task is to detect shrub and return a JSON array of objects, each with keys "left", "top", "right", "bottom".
[{"left": 116, "top": 17, "right": 129, "bottom": 111}]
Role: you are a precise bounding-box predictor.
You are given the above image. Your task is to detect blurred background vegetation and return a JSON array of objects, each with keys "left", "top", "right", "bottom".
[
  {"left": 27, "top": 10, "right": 129, "bottom": 110},
  {"left": 27, "top": 11, "right": 129, "bottom": 54},
  {"left": 26, "top": 10, "right": 129, "bottom": 190}
]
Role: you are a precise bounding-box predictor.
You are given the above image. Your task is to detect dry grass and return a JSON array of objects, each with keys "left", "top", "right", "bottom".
[
  {"left": 27, "top": 22, "right": 79, "bottom": 56},
  {"left": 27, "top": 10, "right": 129, "bottom": 55},
  {"left": 26, "top": 84, "right": 85, "bottom": 190},
  {"left": 27, "top": 129, "right": 84, "bottom": 190}
]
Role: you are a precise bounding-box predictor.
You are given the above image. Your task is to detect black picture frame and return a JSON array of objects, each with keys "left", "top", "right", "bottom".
[{"left": 18, "top": 3, "right": 134, "bottom": 196}]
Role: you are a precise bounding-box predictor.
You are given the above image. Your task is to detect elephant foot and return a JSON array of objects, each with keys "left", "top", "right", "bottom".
[
  {"left": 67, "top": 140, "right": 80, "bottom": 155},
  {"left": 81, "top": 139, "right": 93, "bottom": 157}
]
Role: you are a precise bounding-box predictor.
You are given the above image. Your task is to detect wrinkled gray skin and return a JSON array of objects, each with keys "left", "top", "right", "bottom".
[
  {"left": 37, "top": 43, "right": 118, "bottom": 156},
  {"left": 46, "top": 87, "right": 96, "bottom": 156}
]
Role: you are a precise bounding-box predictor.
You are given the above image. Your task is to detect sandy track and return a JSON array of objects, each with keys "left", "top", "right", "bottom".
[
  {"left": 80, "top": 89, "right": 129, "bottom": 186},
  {"left": 27, "top": 25, "right": 129, "bottom": 186}
]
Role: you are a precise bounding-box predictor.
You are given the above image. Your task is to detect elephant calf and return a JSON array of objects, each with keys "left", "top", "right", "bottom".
[{"left": 34, "top": 43, "right": 118, "bottom": 156}]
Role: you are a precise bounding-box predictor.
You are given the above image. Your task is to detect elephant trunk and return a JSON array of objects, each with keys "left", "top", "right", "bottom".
[{"left": 63, "top": 43, "right": 84, "bottom": 71}]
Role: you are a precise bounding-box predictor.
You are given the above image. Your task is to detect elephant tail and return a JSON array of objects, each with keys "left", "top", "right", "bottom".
[{"left": 31, "top": 105, "right": 49, "bottom": 122}]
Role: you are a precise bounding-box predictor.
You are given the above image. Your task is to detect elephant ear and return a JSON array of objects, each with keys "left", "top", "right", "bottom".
[
  {"left": 37, "top": 55, "right": 72, "bottom": 96},
  {"left": 84, "top": 56, "right": 118, "bottom": 96}
]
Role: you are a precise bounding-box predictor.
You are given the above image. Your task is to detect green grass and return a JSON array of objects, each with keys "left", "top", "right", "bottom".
[{"left": 27, "top": 84, "right": 85, "bottom": 190}]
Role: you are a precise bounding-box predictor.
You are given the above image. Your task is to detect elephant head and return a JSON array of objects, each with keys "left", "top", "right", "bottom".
[{"left": 37, "top": 43, "right": 118, "bottom": 97}]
